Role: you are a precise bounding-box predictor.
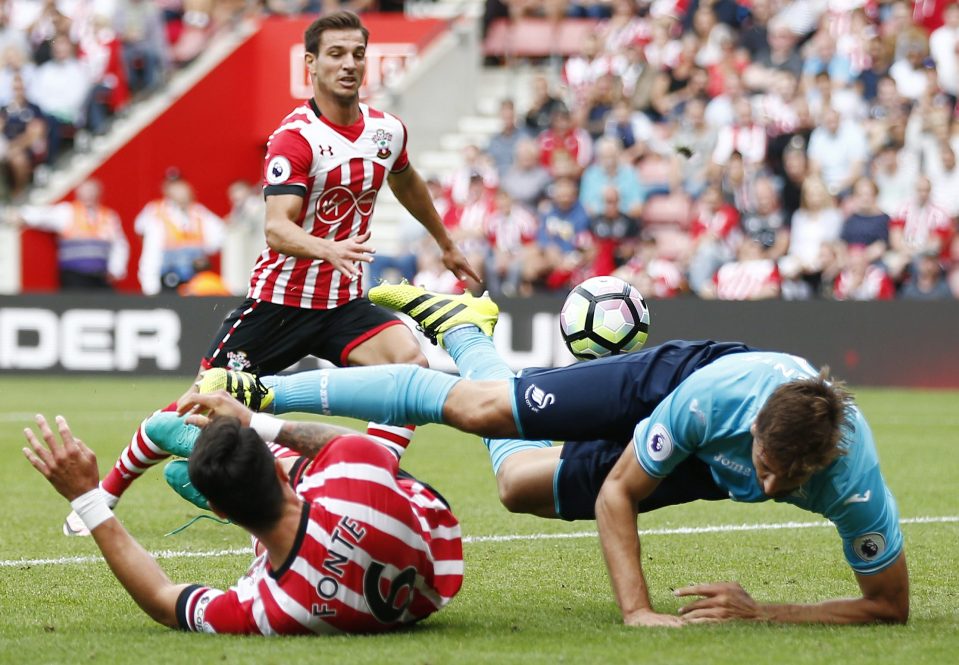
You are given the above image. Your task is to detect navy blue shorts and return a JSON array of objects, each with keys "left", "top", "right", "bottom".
[
  {"left": 554, "top": 440, "right": 728, "bottom": 520},
  {"left": 510, "top": 340, "right": 754, "bottom": 520},
  {"left": 514, "top": 340, "right": 753, "bottom": 443}
]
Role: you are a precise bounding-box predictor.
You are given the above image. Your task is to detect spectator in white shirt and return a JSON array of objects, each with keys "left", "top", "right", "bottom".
[
  {"left": 221, "top": 180, "right": 266, "bottom": 296},
  {"left": 28, "top": 36, "right": 92, "bottom": 159},
  {"left": 929, "top": 4, "right": 959, "bottom": 98},
  {"left": 0, "top": 43, "right": 35, "bottom": 106},
  {"left": 926, "top": 142, "right": 959, "bottom": 218},
  {"left": 889, "top": 41, "right": 929, "bottom": 101},
  {"left": 873, "top": 142, "right": 919, "bottom": 216},
  {"left": 807, "top": 108, "right": 868, "bottom": 197},
  {"left": 114, "top": 0, "right": 168, "bottom": 94},
  {"left": 779, "top": 176, "right": 842, "bottom": 299},
  {"left": 0, "top": 5, "right": 29, "bottom": 61}
]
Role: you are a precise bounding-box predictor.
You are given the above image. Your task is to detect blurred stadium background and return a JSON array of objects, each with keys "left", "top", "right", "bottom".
[{"left": 0, "top": 0, "right": 957, "bottom": 384}]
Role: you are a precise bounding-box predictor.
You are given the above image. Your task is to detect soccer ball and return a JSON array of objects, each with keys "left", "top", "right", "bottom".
[{"left": 560, "top": 276, "right": 650, "bottom": 360}]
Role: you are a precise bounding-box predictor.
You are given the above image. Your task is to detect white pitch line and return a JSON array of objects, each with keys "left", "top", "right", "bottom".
[
  {"left": 1, "top": 516, "right": 956, "bottom": 570},
  {"left": 463, "top": 515, "right": 959, "bottom": 544},
  {"left": 0, "top": 547, "right": 252, "bottom": 569}
]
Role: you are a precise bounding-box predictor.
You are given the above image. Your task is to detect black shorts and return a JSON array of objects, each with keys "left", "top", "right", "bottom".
[
  {"left": 554, "top": 439, "right": 727, "bottom": 520},
  {"left": 202, "top": 298, "right": 403, "bottom": 374}
]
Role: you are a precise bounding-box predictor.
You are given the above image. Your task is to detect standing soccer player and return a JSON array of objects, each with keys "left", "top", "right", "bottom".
[{"left": 64, "top": 11, "right": 480, "bottom": 535}]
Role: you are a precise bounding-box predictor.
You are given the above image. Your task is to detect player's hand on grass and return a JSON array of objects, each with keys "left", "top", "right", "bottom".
[
  {"left": 623, "top": 609, "right": 685, "bottom": 628},
  {"left": 675, "top": 582, "right": 765, "bottom": 623},
  {"left": 179, "top": 391, "right": 254, "bottom": 428},
  {"left": 441, "top": 245, "right": 482, "bottom": 284},
  {"left": 323, "top": 230, "right": 375, "bottom": 281},
  {"left": 22, "top": 415, "right": 100, "bottom": 501}
]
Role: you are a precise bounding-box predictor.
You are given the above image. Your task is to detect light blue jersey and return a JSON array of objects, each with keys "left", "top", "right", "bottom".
[{"left": 633, "top": 352, "right": 903, "bottom": 575}]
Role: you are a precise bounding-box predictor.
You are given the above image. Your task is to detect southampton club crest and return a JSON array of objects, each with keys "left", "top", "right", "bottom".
[
  {"left": 226, "top": 350, "right": 251, "bottom": 372},
  {"left": 372, "top": 128, "right": 392, "bottom": 159}
]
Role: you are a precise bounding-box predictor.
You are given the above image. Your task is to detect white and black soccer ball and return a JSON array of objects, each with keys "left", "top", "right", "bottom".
[{"left": 560, "top": 276, "right": 650, "bottom": 360}]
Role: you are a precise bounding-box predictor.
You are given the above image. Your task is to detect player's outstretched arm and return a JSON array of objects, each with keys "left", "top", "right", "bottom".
[
  {"left": 180, "top": 391, "right": 356, "bottom": 458},
  {"left": 22, "top": 415, "right": 188, "bottom": 628},
  {"left": 387, "top": 166, "right": 481, "bottom": 283},
  {"left": 676, "top": 552, "right": 909, "bottom": 625},
  {"left": 264, "top": 194, "right": 374, "bottom": 280},
  {"left": 595, "top": 449, "right": 683, "bottom": 628}
]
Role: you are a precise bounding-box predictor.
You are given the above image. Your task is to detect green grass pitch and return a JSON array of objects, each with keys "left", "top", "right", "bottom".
[{"left": 0, "top": 376, "right": 957, "bottom": 664}]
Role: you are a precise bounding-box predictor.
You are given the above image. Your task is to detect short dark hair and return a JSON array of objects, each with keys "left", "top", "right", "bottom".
[
  {"left": 754, "top": 369, "right": 853, "bottom": 479},
  {"left": 188, "top": 417, "right": 284, "bottom": 532},
  {"left": 305, "top": 10, "right": 369, "bottom": 55}
]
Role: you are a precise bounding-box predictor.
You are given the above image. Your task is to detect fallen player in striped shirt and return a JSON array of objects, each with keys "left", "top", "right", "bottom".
[{"left": 22, "top": 404, "right": 462, "bottom": 635}]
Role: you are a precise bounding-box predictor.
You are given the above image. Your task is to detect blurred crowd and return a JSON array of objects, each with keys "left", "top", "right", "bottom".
[
  {"left": 0, "top": 0, "right": 400, "bottom": 201},
  {"left": 7, "top": 0, "right": 959, "bottom": 303},
  {"left": 409, "top": 0, "right": 958, "bottom": 301}
]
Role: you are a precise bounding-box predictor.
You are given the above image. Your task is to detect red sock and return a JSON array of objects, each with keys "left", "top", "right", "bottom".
[
  {"left": 100, "top": 401, "right": 178, "bottom": 500},
  {"left": 365, "top": 423, "right": 416, "bottom": 458}
]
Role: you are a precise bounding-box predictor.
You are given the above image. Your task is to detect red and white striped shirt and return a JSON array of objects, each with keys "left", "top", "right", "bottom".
[
  {"left": 712, "top": 124, "right": 767, "bottom": 166},
  {"left": 486, "top": 205, "right": 539, "bottom": 254},
  {"left": 249, "top": 100, "right": 410, "bottom": 309},
  {"left": 690, "top": 205, "right": 741, "bottom": 246},
  {"left": 833, "top": 265, "right": 895, "bottom": 301},
  {"left": 176, "top": 435, "right": 462, "bottom": 635},
  {"left": 891, "top": 200, "right": 954, "bottom": 254},
  {"left": 714, "top": 259, "right": 781, "bottom": 300}
]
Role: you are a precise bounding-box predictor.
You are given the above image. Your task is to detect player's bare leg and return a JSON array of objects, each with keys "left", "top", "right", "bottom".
[
  {"left": 344, "top": 322, "right": 427, "bottom": 367},
  {"left": 441, "top": 379, "right": 518, "bottom": 437},
  {"left": 441, "top": 379, "right": 561, "bottom": 518},
  {"left": 495, "top": 447, "right": 562, "bottom": 517}
]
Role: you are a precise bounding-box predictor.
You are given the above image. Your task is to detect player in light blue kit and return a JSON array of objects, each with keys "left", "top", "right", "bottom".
[{"left": 183, "top": 284, "right": 909, "bottom": 628}]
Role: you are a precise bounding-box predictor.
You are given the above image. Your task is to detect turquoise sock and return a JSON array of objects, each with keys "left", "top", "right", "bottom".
[
  {"left": 444, "top": 325, "right": 515, "bottom": 381},
  {"left": 443, "top": 326, "right": 551, "bottom": 474},
  {"left": 269, "top": 365, "right": 458, "bottom": 426}
]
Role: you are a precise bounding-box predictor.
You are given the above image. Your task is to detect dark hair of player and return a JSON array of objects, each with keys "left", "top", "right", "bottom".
[
  {"left": 754, "top": 369, "right": 853, "bottom": 479},
  {"left": 305, "top": 10, "right": 369, "bottom": 55},
  {"left": 189, "top": 417, "right": 285, "bottom": 532}
]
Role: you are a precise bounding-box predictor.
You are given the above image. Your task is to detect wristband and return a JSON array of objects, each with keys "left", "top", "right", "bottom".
[
  {"left": 69, "top": 488, "right": 113, "bottom": 532},
  {"left": 250, "top": 413, "right": 284, "bottom": 443}
]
